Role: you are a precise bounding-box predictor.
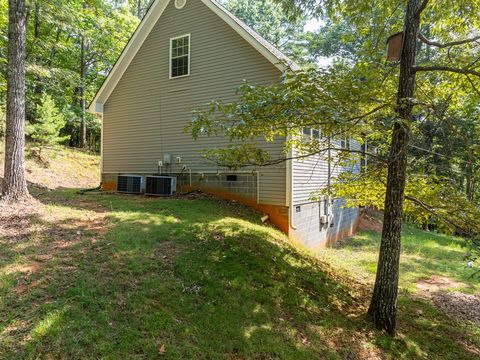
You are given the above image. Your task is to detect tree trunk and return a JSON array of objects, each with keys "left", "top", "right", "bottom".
[
  {"left": 80, "top": 35, "right": 87, "bottom": 148},
  {"left": 367, "top": 0, "right": 421, "bottom": 335},
  {"left": 2, "top": 0, "right": 29, "bottom": 203}
]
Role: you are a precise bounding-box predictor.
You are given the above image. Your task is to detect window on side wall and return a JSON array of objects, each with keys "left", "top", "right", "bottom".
[
  {"left": 302, "top": 127, "right": 321, "bottom": 139},
  {"left": 170, "top": 34, "right": 190, "bottom": 78},
  {"left": 340, "top": 138, "right": 350, "bottom": 150}
]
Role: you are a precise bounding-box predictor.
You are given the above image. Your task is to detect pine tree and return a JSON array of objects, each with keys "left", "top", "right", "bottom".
[{"left": 26, "top": 93, "right": 70, "bottom": 156}]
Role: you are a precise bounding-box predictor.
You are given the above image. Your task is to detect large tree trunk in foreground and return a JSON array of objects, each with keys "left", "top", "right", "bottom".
[
  {"left": 2, "top": 0, "right": 29, "bottom": 203},
  {"left": 368, "top": 0, "right": 421, "bottom": 335}
]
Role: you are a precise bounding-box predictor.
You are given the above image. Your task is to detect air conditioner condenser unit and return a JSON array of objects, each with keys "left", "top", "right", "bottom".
[
  {"left": 117, "top": 174, "right": 144, "bottom": 194},
  {"left": 145, "top": 176, "right": 177, "bottom": 196}
]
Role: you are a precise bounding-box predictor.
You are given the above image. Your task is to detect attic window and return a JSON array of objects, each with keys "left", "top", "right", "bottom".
[
  {"left": 170, "top": 34, "right": 190, "bottom": 78},
  {"left": 175, "top": 0, "right": 187, "bottom": 9}
]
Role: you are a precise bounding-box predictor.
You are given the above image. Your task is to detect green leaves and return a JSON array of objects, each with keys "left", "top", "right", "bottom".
[
  {"left": 188, "top": 66, "right": 394, "bottom": 169},
  {"left": 27, "top": 93, "right": 70, "bottom": 148}
]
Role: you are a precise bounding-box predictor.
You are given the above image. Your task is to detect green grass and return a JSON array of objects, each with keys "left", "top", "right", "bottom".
[
  {"left": 1, "top": 190, "right": 479, "bottom": 359},
  {"left": 320, "top": 226, "right": 478, "bottom": 294}
]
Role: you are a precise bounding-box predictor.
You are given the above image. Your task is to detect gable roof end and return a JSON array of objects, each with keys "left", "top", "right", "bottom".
[
  {"left": 88, "top": 0, "right": 300, "bottom": 114},
  {"left": 206, "top": 0, "right": 300, "bottom": 71}
]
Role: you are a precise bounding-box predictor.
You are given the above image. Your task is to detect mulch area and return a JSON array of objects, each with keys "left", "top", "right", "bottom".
[{"left": 417, "top": 275, "right": 480, "bottom": 324}]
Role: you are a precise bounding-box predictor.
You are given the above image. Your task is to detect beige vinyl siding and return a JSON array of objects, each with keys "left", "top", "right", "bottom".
[
  {"left": 292, "top": 150, "right": 331, "bottom": 205},
  {"left": 292, "top": 139, "right": 361, "bottom": 205},
  {"left": 291, "top": 138, "right": 361, "bottom": 248},
  {"left": 102, "top": 0, "right": 286, "bottom": 205}
]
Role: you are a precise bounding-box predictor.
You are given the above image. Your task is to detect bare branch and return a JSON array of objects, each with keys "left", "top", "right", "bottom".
[
  {"left": 413, "top": 65, "right": 480, "bottom": 77},
  {"left": 418, "top": 32, "right": 480, "bottom": 48}
]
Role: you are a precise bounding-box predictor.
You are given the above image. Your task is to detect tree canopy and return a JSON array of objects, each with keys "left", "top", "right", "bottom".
[{"left": 0, "top": 0, "right": 139, "bottom": 150}]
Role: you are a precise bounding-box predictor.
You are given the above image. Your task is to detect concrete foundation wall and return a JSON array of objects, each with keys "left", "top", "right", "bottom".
[
  {"left": 176, "top": 172, "right": 258, "bottom": 201},
  {"left": 290, "top": 199, "right": 359, "bottom": 250}
]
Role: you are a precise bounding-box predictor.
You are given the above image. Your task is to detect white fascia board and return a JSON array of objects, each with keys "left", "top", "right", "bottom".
[
  {"left": 88, "top": 0, "right": 171, "bottom": 114},
  {"left": 202, "top": 0, "right": 294, "bottom": 72}
]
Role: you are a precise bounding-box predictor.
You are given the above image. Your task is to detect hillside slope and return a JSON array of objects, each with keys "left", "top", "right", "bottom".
[
  {"left": 0, "top": 142, "right": 100, "bottom": 190},
  {"left": 0, "top": 144, "right": 478, "bottom": 359},
  {"left": 0, "top": 190, "right": 478, "bottom": 359}
]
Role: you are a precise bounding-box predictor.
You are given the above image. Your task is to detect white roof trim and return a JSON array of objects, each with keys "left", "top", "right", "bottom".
[
  {"left": 88, "top": 0, "right": 299, "bottom": 114},
  {"left": 203, "top": 0, "right": 299, "bottom": 71},
  {"left": 88, "top": 0, "right": 170, "bottom": 114}
]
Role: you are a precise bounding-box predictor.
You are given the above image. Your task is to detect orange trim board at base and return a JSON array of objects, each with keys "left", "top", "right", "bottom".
[{"left": 103, "top": 181, "right": 117, "bottom": 191}]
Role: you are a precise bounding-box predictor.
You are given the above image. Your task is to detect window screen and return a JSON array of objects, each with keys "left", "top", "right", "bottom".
[{"left": 170, "top": 35, "right": 190, "bottom": 78}]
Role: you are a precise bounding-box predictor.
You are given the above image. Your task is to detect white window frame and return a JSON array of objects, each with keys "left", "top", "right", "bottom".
[
  {"left": 169, "top": 33, "right": 191, "bottom": 79},
  {"left": 302, "top": 127, "right": 322, "bottom": 139},
  {"left": 340, "top": 138, "right": 350, "bottom": 150}
]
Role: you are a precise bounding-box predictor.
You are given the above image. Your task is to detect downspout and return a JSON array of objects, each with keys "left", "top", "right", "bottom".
[
  {"left": 327, "top": 136, "right": 331, "bottom": 190},
  {"left": 100, "top": 112, "right": 104, "bottom": 174}
]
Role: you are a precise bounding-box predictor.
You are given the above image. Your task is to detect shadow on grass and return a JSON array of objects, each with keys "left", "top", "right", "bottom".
[{"left": 0, "top": 190, "right": 478, "bottom": 359}]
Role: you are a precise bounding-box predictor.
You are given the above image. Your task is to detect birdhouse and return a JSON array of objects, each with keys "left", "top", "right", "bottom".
[{"left": 386, "top": 32, "right": 404, "bottom": 62}]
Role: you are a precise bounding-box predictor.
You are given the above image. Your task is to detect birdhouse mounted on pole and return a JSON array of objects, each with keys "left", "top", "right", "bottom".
[{"left": 386, "top": 32, "right": 404, "bottom": 62}]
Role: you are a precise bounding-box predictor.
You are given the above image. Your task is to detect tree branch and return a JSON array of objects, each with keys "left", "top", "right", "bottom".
[
  {"left": 466, "top": 74, "right": 480, "bottom": 97},
  {"left": 413, "top": 65, "right": 480, "bottom": 77},
  {"left": 418, "top": 32, "right": 480, "bottom": 49},
  {"left": 416, "top": 0, "right": 430, "bottom": 17},
  {"left": 405, "top": 194, "right": 471, "bottom": 237},
  {"left": 229, "top": 147, "right": 387, "bottom": 168}
]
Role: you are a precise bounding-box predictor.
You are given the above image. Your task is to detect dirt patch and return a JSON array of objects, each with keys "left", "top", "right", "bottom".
[
  {"left": 357, "top": 213, "right": 383, "bottom": 233},
  {"left": 417, "top": 275, "right": 468, "bottom": 293},
  {"left": 417, "top": 276, "right": 480, "bottom": 324},
  {"left": 0, "top": 200, "right": 42, "bottom": 243},
  {"left": 431, "top": 292, "right": 480, "bottom": 324}
]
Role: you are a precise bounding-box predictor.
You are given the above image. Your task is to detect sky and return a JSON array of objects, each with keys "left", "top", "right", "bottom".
[
  {"left": 304, "top": 18, "right": 324, "bottom": 32},
  {"left": 304, "top": 18, "right": 333, "bottom": 68}
]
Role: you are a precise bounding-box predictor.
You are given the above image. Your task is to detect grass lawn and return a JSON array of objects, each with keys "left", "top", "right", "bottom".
[
  {"left": 321, "top": 227, "right": 479, "bottom": 294},
  {"left": 1, "top": 190, "right": 479, "bottom": 359}
]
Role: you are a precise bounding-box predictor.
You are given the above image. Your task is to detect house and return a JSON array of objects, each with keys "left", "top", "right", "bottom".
[{"left": 88, "top": 0, "right": 360, "bottom": 250}]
